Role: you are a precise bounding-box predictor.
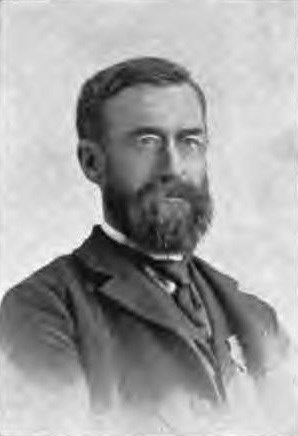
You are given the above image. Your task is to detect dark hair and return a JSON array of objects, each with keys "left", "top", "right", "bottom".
[{"left": 76, "top": 56, "right": 207, "bottom": 142}]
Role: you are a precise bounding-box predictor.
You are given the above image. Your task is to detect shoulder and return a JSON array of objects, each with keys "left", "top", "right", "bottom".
[
  {"left": 193, "top": 256, "right": 290, "bottom": 371},
  {"left": 193, "top": 255, "right": 279, "bottom": 332},
  {"left": 1, "top": 249, "right": 108, "bottom": 304},
  {"left": 0, "top": 256, "right": 73, "bottom": 347},
  {"left": 0, "top": 249, "right": 111, "bottom": 335},
  {"left": 0, "top": 228, "right": 116, "bottom": 342},
  {"left": 192, "top": 255, "right": 239, "bottom": 292},
  {"left": 1, "top": 255, "right": 75, "bottom": 310},
  {"left": 0, "top": 254, "right": 92, "bottom": 344}
]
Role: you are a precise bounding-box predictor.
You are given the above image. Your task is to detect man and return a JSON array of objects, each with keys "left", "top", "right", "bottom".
[{"left": 0, "top": 57, "right": 296, "bottom": 435}]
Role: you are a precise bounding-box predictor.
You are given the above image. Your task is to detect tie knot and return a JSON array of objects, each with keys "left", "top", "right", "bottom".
[{"left": 151, "top": 259, "right": 191, "bottom": 287}]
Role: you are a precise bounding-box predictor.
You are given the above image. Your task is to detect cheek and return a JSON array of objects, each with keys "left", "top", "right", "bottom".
[
  {"left": 106, "top": 150, "right": 156, "bottom": 193},
  {"left": 182, "top": 157, "right": 207, "bottom": 186}
]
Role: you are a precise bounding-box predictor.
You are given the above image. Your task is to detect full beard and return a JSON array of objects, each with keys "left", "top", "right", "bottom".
[{"left": 103, "top": 175, "right": 213, "bottom": 255}]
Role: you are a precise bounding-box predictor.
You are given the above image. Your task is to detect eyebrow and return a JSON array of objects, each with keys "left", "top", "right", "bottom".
[
  {"left": 177, "top": 128, "right": 206, "bottom": 137},
  {"left": 129, "top": 126, "right": 206, "bottom": 137},
  {"left": 129, "top": 127, "right": 164, "bottom": 137}
]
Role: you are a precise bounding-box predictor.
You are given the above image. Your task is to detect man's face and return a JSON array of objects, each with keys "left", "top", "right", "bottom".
[{"left": 101, "top": 83, "right": 213, "bottom": 254}]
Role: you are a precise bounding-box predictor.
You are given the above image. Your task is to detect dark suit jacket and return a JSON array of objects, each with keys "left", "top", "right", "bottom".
[{"left": 0, "top": 226, "right": 289, "bottom": 434}]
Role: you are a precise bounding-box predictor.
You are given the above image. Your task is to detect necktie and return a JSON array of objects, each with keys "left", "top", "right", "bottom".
[{"left": 149, "top": 259, "right": 213, "bottom": 342}]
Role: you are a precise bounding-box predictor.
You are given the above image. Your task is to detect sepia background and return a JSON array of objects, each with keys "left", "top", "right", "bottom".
[{"left": 0, "top": 0, "right": 296, "bottom": 338}]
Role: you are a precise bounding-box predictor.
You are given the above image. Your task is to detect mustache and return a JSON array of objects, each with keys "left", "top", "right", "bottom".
[{"left": 135, "top": 175, "right": 210, "bottom": 204}]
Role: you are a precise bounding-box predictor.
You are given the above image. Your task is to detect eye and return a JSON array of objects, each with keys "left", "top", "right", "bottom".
[
  {"left": 135, "top": 134, "right": 163, "bottom": 149},
  {"left": 181, "top": 135, "right": 207, "bottom": 151}
]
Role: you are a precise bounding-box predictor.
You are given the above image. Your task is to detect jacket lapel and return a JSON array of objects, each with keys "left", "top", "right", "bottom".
[
  {"left": 189, "top": 261, "right": 233, "bottom": 376},
  {"left": 193, "top": 257, "right": 286, "bottom": 375},
  {"left": 74, "top": 227, "right": 202, "bottom": 354}
]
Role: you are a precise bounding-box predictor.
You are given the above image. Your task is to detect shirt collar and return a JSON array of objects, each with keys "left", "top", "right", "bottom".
[{"left": 100, "top": 219, "right": 184, "bottom": 262}]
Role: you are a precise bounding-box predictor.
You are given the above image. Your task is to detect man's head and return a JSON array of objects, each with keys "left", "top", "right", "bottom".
[{"left": 77, "top": 57, "right": 213, "bottom": 255}]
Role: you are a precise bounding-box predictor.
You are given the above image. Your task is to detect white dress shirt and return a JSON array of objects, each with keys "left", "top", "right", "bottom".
[{"left": 100, "top": 219, "right": 182, "bottom": 294}]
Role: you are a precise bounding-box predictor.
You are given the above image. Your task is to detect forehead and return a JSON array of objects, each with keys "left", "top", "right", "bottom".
[{"left": 103, "top": 84, "right": 205, "bottom": 133}]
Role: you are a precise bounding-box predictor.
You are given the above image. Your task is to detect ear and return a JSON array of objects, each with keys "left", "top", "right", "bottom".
[{"left": 77, "top": 139, "right": 106, "bottom": 186}]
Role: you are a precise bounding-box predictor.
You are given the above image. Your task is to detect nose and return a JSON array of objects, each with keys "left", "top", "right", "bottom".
[{"left": 158, "top": 136, "right": 183, "bottom": 178}]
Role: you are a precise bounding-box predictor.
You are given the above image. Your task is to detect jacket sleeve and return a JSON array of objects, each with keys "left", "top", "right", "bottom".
[{"left": 0, "top": 265, "right": 91, "bottom": 435}]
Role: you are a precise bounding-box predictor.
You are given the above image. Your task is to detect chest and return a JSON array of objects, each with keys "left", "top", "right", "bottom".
[{"left": 75, "top": 294, "right": 242, "bottom": 406}]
